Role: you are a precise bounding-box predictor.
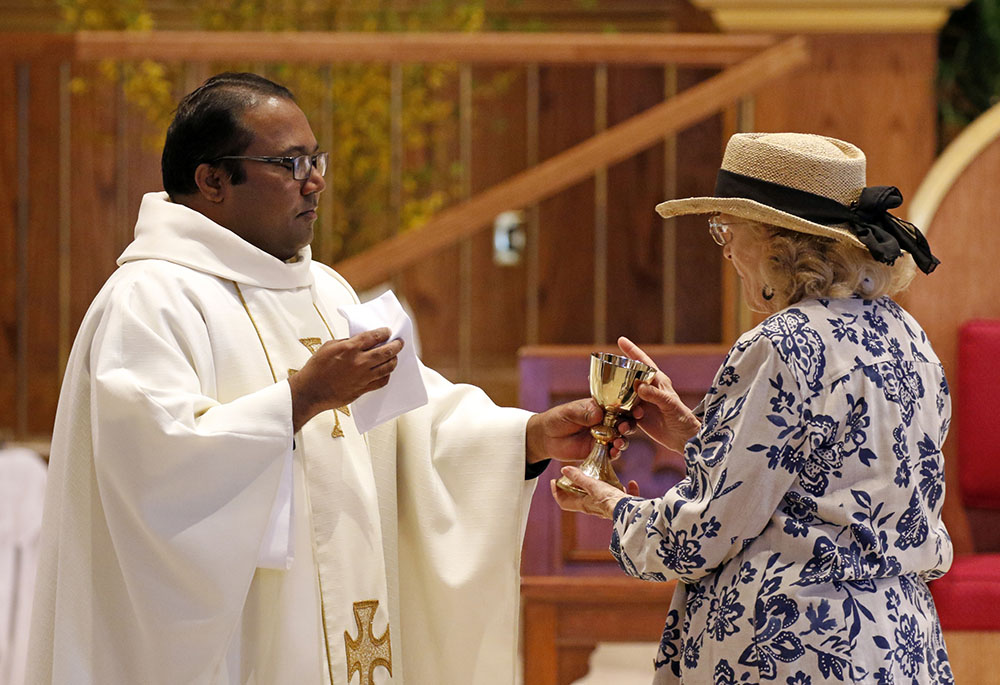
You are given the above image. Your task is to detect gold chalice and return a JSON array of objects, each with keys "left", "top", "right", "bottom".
[{"left": 555, "top": 352, "right": 656, "bottom": 494}]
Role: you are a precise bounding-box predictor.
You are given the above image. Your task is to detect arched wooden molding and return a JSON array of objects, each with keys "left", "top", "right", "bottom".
[
  {"left": 908, "top": 101, "right": 1000, "bottom": 232},
  {"left": 690, "top": 0, "right": 966, "bottom": 34},
  {"left": 901, "top": 99, "right": 1000, "bottom": 557}
]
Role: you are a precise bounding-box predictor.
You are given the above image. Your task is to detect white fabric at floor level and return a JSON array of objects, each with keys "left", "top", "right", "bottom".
[{"left": 0, "top": 447, "right": 47, "bottom": 685}]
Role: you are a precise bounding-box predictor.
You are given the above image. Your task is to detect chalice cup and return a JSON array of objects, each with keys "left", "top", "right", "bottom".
[{"left": 555, "top": 352, "right": 656, "bottom": 494}]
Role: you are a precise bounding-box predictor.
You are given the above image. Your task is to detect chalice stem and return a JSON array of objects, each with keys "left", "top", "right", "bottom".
[
  {"left": 553, "top": 350, "right": 653, "bottom": 496},
  {"left": 555, "top": 411, "right": 624, "bottom": 494}
]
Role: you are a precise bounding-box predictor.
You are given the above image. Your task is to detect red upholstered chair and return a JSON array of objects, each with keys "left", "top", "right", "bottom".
[{"left": 929, "top": 320, "right": 1000, "bottom": 632}]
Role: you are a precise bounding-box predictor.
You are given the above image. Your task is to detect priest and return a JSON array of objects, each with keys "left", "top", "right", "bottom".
[{"left": 27, "top": 72, "right": 603, "bottom": 685}]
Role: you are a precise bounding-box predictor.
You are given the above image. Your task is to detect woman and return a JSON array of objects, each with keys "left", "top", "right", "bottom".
[{"left": 553, "top": 132, "right": 953, "bottom": 684}]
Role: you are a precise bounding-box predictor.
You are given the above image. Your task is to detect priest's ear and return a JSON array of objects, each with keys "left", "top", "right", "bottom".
[{"left": 193, "top": 162, "right": 230, "bottom": 203}]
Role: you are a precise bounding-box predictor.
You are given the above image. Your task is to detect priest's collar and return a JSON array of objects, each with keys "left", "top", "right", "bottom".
[{"left": 118, "top": 192, "right": 315, "bottom": 290}]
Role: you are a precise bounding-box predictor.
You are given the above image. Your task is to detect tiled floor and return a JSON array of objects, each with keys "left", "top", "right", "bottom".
[
  {"left": 518, "top": 642, "right": 659, "bottom": 685},
  {"left": 567, "top": 643, "right": 659, "bottom": 684}
]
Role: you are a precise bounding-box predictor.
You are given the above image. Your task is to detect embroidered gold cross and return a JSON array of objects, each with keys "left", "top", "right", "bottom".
[
  {"left": 344, "top": 599, "right": 392, "bottom": 685},
  {"left": 298, "top": 337, "right": 324, "bottom": 354},
  {"left": 289, "top": 337, "right": 351, "bottom": 438}
]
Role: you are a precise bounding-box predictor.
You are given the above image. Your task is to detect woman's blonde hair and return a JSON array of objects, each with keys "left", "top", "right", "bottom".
[{"left": 751, "top": 222, "right": 917, "bottom": 312}]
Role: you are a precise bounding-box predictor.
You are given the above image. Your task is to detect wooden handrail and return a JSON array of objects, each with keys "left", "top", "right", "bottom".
[
  {"left": 335, "top": 35, "right": 809, "bottom": 289},
  {"left": 0, "top": 31, "right": 778, "bottom": 65}
]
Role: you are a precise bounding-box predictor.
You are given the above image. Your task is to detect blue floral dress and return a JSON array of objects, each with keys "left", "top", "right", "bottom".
[{"left": 611, "top": 296, "right": 953, "bottom": 684}]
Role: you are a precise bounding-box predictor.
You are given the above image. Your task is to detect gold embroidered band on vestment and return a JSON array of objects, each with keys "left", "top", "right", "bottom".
[
  {"left": 232, "top": 281, "right": 388, "bottom": 684},
  {"left": 233, "top": 282, "right": 277, "bottom": 383}
]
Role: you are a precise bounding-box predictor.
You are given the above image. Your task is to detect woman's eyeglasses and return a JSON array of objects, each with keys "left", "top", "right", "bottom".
[{"left": 707, "top": 215, "right": 735, "bottom": 247}]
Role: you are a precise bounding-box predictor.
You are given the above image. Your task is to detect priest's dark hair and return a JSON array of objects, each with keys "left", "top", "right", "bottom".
[{"left": 161, "top": 72, "right": 295, "bottom": 198}]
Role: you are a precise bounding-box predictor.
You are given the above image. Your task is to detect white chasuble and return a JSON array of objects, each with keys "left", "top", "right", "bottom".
[{"left": 27, "top": 193, "right": 535, "bottom": 685}]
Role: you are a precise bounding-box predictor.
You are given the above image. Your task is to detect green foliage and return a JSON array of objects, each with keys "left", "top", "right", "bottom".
[
  {"left": 59, "top": 0, "right": 153, "bottom": 30},
  {"left": 59, "top": 0, "right": 536, "bottom": 261},
  {"left": 61, "top": 0, "right": 177, "bottom": 143},
  {"left": 58, "top": 0, "right": 608, "bottom": 261},
  {"left": 938, "top": 0, "right": 1000, "bottom": 148},
  {"left": 180, "top": 0, "right": 502, "bottom": 261}
]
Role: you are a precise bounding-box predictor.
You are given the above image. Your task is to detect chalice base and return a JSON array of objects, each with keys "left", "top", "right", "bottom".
[{"left": 554, "top": 441, "right": 625, "bottom": 494}]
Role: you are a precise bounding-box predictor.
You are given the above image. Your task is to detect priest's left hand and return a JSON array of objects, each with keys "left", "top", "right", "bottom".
[{"left": 525, "top": 399, "right": 634, "bottom": 465}]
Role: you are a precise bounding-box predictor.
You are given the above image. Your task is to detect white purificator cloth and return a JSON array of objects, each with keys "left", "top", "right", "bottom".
[{"left": 337, "top": 290, "right": 428, "bottom": 434}]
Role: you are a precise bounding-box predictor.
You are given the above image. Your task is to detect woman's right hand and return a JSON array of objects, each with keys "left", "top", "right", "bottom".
[
  {"left": 617, "top": 336, "right": 701, "bottom": 454},
  {"left": 550, "top": 466, "right": 639, "bottom": 519}
]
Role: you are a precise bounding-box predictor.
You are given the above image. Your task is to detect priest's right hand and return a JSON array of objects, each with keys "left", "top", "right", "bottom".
[{"left": 289, "top": 327, "right": 403, "bottom": 433}]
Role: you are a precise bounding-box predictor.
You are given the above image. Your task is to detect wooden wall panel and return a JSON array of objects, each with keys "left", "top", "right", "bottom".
[
  {"left": 673, "top": 68, "right": 725, "bottom": 344},
  {"left": 0, "top": 61, "right": 17, "bottom": 435},
  {"left": 401, "top": 246, "right": 461, "bottom": 376},
  {"left": 752, "top": 33, "right": 938, "bottom": 209},
  {"left": 68, "top": 65, "right": 121, "bottom": 337},
  {"left": 25, "top": 63, "right": 62, "bottom": 436},
  {"left": 537, "top": 66, "right": 596, "bottom": 345},
  {"left": 399, "top": 66, "right": 462, "bottom": 377},
  {"left": 394, "top": 62, "right": 734, "bottom": 402},
  {"left": 122, "top": 82, "right": 169, "bottom": 258},
  {"left": 467, "top": 66, "right": 529, "bottom": 404},
  {"left": 606, "top": 66, "right": 665, "bottom": 345}
]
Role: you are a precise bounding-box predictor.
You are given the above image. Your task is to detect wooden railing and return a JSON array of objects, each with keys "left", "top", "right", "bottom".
[
  {"left": 0, "top": 31, "right": 778, "bottom": 64},
  {"left": 335, "top": 35, "right": 807, "bottom": 287}
]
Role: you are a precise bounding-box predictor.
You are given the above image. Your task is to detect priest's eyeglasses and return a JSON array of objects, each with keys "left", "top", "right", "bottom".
[{"left": 213, "top": 152, "right": 329, "bottom": 181}]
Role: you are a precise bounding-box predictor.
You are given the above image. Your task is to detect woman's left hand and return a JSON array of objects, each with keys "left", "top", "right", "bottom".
[
  {"left": 550, "top": 466, "right": 640, "bottom": 519},
  {"left": 617, "top": 336, "right": 700, "bottom": 454}
]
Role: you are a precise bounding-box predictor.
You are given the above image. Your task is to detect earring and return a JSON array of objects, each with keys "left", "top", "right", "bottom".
[{"left": 761, "top": 285, "right": 775, "bottom": 301}]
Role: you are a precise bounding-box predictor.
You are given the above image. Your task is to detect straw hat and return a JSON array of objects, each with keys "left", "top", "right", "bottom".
[
  {"left": 654, "top": 132, "right": 939, "bottom": 274},
  {"left": 656, "top": 132, "right": 869, "bottom": 247}
]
